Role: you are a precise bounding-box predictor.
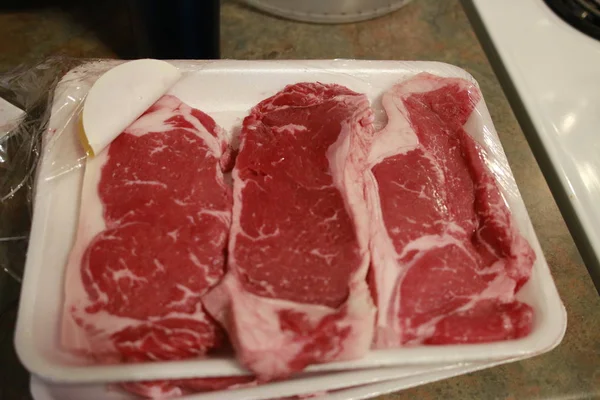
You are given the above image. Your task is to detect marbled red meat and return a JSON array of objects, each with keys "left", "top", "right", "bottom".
[
  {"left": 203, "top": 82, "right": 376, "bottom": 380},
  {"left": 62, "top": 95, "right": 232, "bottom": 362},
  {"left": 366, "top": 73, "right": 535, "bottom": 347}
]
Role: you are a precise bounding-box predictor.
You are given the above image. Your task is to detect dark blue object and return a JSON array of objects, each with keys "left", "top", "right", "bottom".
[{"left": 128, "top": 0, "right": 220, "bottom": 59}]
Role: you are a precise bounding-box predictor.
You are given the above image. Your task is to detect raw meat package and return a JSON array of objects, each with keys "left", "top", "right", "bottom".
[
  {"left": 61, "top": 95, "right": 232, "bottom": 362},
  {"left": 366, "top": 73, "right": 536, "bottom": 347},
  {"left": 14, "top": 60, "right": 566, "bottom": 388},
  {"left": 203, "top": 82, "right": 377, "bottom": 380}
]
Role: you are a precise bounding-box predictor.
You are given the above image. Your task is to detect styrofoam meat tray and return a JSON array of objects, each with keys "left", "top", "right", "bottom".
[
  {"left": 30, "top": 357, "right": 520, "bottom": 400},
  {"left": 15, "top": 60, "right": 566, "bottom": 384},
  {"left": 29, "top": 363, "right": 467, "bottom": 400}
]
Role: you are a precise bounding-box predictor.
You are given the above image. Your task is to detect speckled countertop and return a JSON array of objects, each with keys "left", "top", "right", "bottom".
[{"left": 0, "top": 1, "right": 599, "bottom": 399}]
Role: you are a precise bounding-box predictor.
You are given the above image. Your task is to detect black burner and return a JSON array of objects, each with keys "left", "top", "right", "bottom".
[{"left": 544, "top": 0, "right": 600, "bottom": 40}]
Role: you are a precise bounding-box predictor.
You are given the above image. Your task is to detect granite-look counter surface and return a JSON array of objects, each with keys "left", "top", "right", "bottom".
[{"left": 0, "top": 1, "right": 598, "bottom": 399}]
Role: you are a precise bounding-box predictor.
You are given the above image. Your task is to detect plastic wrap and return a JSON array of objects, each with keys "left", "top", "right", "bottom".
[
  {"left": 0, "top": 57, "right": 87, "bottom": 281},
  {"left": 10, "top": 60, "right": 565, "bottom": 398}
]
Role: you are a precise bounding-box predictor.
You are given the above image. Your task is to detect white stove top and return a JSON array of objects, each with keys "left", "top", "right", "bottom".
[{"left": 468, "top": 0, "right": 600, "bottom": 290}]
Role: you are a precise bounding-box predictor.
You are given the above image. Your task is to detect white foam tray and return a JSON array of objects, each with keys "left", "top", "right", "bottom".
[
  {"left": 28, "top": 363, "right": 461, "bottom": 400},
  {"left": 30, "top": 357, "right": 518, "bottom": 400},
  {"left": 15, "top": 60, "right": 566, "bottom": 384}
]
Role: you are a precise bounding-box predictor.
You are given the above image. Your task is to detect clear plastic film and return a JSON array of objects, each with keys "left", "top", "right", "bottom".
[
  {"left": 0, "top": 58, "right": 528, "bottom": 282},
  {"left": 0, "top": 57, "right": 210, "bottom": 283},
  {"left": 11, "top": 60, "right": 564, "bottom": 398},
  {"left": 0, "top": 57, "right": 88, "bottom": 281}
]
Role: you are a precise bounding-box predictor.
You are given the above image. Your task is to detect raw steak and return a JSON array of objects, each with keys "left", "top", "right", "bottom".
[
  {"left": 62, "top": 95, "right": 232, "bottom": 362},
  {"left": 366, "top": 73, "right": 535, "bottom": 347},
  {"left": 203, "top": 82, "right": 376, "bottom": 380}
]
